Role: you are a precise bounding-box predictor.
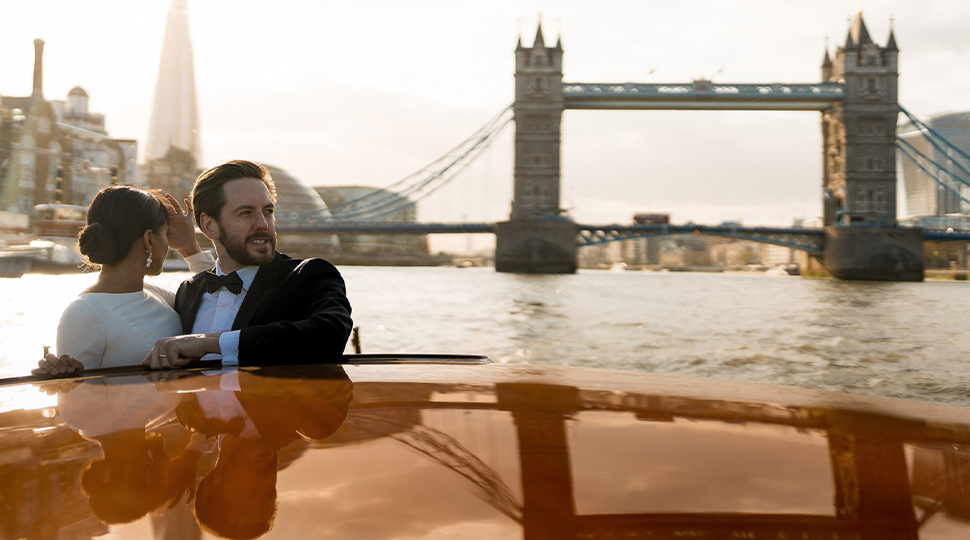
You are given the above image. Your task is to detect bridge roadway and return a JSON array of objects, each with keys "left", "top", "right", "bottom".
[
  {"left": 277, "top": 222, "right": 498, "bottom": 235},
  {"left": 276, "top": 222, "right": 970, "bottom": 252}
]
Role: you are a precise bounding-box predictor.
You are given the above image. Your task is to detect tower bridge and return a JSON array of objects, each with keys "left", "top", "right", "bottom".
[
  {"left": 283, "top": 12, "right": 965, "bottom": 281},
  {"left": 492, "top": 12, "right": 923, "bottom": 280}
]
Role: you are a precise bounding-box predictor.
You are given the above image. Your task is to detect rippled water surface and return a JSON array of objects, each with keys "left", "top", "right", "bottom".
[{"left": 3, "top": 267, "right": 970, "bottom": 407}]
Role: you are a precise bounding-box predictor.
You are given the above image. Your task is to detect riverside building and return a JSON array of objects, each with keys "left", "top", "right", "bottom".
[
  {"left": 314, "top": 186, "right": 430, "bottom": 261},
  {"left": 0, "top": 40, "right": 136, "bottom": 213}
]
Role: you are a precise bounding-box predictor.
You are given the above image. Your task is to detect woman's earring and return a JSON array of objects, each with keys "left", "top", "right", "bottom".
[{"left": 146, "top": 250, "right": 153, "bottom": 268}]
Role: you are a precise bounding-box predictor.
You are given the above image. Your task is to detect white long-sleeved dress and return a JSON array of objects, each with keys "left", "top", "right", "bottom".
[{"left": 55, "top": 252, "right": 214, "bottom": 369}]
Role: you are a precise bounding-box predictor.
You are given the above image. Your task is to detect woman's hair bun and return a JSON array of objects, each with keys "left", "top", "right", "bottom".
[
  {"left": 77, "top": 185, "right": 169, "bottom": 267},
  {"left": 78, "top": 222, "right": 119, "bottom": 264}
]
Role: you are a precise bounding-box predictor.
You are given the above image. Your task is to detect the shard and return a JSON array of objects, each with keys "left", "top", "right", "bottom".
[{"left": 146, "top": 0, "right": 201, "bottom": 164}]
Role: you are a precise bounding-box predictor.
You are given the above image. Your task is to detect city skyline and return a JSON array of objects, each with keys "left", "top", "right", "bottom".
[{"left": 1, "top": 1, "right": 968, "bottom": 251}]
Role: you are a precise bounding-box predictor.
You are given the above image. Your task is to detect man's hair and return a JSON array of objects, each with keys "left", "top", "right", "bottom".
[{"left": 191, "top": 160, "right": 277, "bottom": 225}]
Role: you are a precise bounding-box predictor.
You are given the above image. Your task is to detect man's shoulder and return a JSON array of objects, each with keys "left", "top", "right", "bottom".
[
  {"left": 174, "top": 270, "right": 211, "bottom": 303},
  {"left": 186, "top": 269, "right": 210, "bottom": 282},
  {"left": 279, "top": 254, "right": 342, "bottom": 277},
  {"left": 179, "top": 269, "right": 210, "bottom": 289}
]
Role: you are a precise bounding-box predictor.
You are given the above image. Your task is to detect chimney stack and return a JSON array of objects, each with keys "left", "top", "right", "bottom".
[{"left": 32, "top": 39, "right": 44, "bottom": 98}]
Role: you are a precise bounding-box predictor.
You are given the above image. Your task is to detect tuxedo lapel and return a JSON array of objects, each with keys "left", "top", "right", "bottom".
[
  {"left": 231, "top": 253, "right": 282, "bottom": 331},
  {"left": 179, "top": 276, "right": 208, "bottom": 334}
]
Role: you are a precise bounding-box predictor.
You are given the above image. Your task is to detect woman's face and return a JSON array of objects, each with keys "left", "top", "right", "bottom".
[{"left": 147, "top": 223, "right": 169, "bottom": 276}]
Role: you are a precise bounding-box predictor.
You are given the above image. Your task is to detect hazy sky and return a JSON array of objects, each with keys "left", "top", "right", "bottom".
[{"left": 2, "top": 1, "right": 969, "bottom": 250}]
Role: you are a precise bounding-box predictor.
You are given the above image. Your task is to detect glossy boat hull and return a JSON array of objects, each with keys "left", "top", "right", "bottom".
[{"left": 2, "top": 360, "right": 969, "bottom": 539}]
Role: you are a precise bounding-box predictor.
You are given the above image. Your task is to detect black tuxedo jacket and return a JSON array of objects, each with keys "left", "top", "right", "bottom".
[
  {"left": 174, "top": 252, "right": 353, "bottom": 365},
  {"left": 174, "top": 366, "right": 353, "bottom": 446}
]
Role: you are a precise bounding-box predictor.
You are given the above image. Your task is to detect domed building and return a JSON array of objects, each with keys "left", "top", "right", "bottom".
[
  {"left": 314, "top": 185, "right": 429, "bottom": 261},
  {"left": 268, "top": 165, "right": 331, "bottom": 221},
  {"left": 265, "top": 165, "right": 337, "bottom": 257},
  {"left": 66, "top": 86, "right": 88, "bottom": 114}
]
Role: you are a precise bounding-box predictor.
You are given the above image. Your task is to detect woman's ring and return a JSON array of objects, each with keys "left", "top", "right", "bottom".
[{"left": 158, "top": 354, "right": 167, "bottom": 358}]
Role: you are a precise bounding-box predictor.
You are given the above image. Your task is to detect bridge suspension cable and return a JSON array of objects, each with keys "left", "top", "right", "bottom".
[
  {"left": 896, "top": 105, "right": 970, "bottom": 206},
  {"left": 897, "top": 118, "right": 970, "bottom": 185},
  {"left": 896, "top": 139, "right": 970, "bottom": 206},
  {"left": 900, "top": 106, "right": 970, "bottom": 165},
  {"left": 294, "top": 105, "right": 513, "bottom": 222}
]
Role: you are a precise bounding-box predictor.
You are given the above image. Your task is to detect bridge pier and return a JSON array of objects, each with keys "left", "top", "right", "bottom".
[
  {"left": 495, "top": 220, "right": 578, "bottom": 274},
  {"left": 823, "top": 225, "right": 923, "bottom": 281}
]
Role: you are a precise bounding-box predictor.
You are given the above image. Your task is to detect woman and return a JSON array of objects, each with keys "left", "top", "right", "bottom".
[{"left": 33, "top": 185, "right": 213, "bottom": 374}]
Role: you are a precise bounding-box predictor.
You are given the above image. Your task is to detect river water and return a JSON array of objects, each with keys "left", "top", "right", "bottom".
[{"left": 2, "top": 267, "right": 970, "bottom": 407}]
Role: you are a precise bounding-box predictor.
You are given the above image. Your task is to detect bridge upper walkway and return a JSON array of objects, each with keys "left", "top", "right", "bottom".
[{"left": 561, "top": 82, "right": 846, "bottom": 111}]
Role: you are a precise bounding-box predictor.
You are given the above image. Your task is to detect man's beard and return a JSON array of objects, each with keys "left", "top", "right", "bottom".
[{"left": 218, "top": 223, "right": 276, "bottom": 267}]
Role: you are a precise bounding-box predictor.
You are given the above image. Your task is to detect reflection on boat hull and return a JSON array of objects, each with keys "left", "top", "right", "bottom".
[{"left": 4, "top": 361, "right": 970, "bottom": 538}]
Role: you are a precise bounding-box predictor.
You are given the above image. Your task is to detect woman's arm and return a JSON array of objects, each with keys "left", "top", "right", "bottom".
[
  {"left": 47, "top": 299, "right": 106, "bottom": 372},
  {"left": 164, "top": 195, "right": 203, "bottom": 259}
]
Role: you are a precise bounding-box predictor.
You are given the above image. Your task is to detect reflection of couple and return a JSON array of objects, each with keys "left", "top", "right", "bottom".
[
  {"left": 56, "top": 375, "right": 182, "bottom": 524},
  {"left": 34, "top": 160, "right": 352, "bottom": 374},
  {"left": 57, "top": 367, "right": 352, "bottom": 539},
  {"left": 172, "top": 367, "right": 352, "bottom": 538}
]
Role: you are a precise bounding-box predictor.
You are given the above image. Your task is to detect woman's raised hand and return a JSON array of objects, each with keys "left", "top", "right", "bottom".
[{"left": 164, "top": 194, "right": 202, "bottom": 257}]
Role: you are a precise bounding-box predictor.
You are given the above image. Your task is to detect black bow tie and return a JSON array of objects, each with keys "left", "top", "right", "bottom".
[{"left": 203, "top": 271, "right": 244, "bottom": 295}]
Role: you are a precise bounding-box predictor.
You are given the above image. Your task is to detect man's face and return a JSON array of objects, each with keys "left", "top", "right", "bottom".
[{"left": 208, "top": 177, "right": 276, "bottom": 270}]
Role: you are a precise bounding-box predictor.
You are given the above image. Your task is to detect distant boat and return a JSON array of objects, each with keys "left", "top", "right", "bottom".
[
  {"left": 0, "top": 244, "right": 45, "bottom": 278},
  {"left": 25, "top": 204, "right": 86, "bottom": 273},
  {"left": 0, "top": 204, "right": 86, "bottom": 277},
  {"left": 766, "top": 264, "right": 800, "bottom": 277}
]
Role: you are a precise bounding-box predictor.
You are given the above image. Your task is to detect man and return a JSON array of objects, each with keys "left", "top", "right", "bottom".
[{"left": 143, "top": 160, "right": 352, "bottom": 369}]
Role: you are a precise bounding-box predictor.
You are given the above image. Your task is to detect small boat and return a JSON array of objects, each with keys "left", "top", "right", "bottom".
[
  {"left": 0, "top": 204, "right": 86, "bottom": 275},
  {"left": 25, "top": 204, "right": 86, "bottom": 273},
  {"left": 0, "top": 245, "right": 44, "bottom": 278}
]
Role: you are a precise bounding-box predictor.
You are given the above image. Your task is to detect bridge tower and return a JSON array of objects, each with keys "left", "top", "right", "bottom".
[
  {"left": 820, "top": 12, "right": 922, "bottom": 280},
  {"left": 823, "top": 12, "right": 900, "bottom": 226},
  {"left": 495, "top": 24, "right": 578, "bottom": 274}
]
